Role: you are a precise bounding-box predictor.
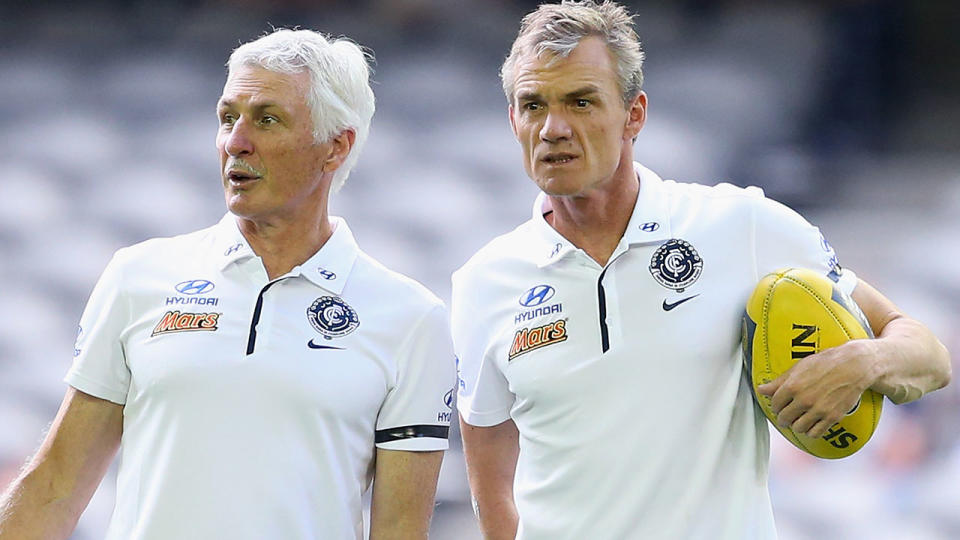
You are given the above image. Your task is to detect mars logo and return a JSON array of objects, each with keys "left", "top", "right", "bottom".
[
  {"left": 508, "top": 319, "right": 567, "bottom": 361},
  {"left": 649, "top": 239, "right": 703, "bottom": 292},
  {"left": 307, "top": 296, "right": 359, "bottom": 339},
  {"left": 151, "top": 311, "right": 220, "bottom": 337}
]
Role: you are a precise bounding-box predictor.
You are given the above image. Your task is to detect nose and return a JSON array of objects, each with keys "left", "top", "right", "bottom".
[
  {"left": 539, "top": 110, "right": 572, "bottom": 143},
  {"left": 222, "top": 118, "right": 254, "bottom": 157}
]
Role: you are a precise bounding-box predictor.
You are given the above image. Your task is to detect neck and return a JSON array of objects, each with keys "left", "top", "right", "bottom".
[
  {"left": 546, "top": 162, "right": 639, "bottom": 267},
  {"left": 236, "top": 208, "right": 334, "bottom": 280}
]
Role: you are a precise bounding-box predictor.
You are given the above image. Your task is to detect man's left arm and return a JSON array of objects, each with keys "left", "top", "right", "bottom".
[
  {"left": 369, "top": 449, "right": 444, "bottom": 540},
  {"left": 850, "top": 279, "right": 952, "bottom": 403},
  {"left": 759, "top": 278, "right": 951, "bottom": 438}
]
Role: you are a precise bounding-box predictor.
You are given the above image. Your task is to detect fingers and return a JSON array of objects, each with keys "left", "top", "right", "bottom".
[
  {"left": 756, "top": 377, "right": 780, "bottom": 397},
  {"left": 782, "top": 408, "right": 837, "bottom": 438},
  {"left": 768, "top": 386, "right": 849, "bottom": 438},
  {"left": 806, "top": 418, "right": 835, "bottom": 439},
  {"left": 761, "top": 370, "right": 846, "bottom": 437}
]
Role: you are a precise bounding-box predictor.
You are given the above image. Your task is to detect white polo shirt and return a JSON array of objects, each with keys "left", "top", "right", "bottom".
[
  {"left": 452, "top": 164, "right": 857, "bottom": 540},
  {"left": 66, "top": 213, "right": 456, "bottom": 540}
]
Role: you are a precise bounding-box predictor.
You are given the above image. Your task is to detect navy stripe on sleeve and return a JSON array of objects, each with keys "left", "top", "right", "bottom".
[{"left": 375, "top": 424, "right": 450, "bottom": 444}]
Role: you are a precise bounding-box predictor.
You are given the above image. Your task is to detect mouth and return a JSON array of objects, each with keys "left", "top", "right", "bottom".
[
  {"left": 540, "top": 153, "right": 578, "bottom": 166},
  {"left": 225, "top": 169, "right": 262, "bottom": 185}
]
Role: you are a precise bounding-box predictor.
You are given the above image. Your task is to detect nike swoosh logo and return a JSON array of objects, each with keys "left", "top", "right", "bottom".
[
  {"left": 307, "top": 339, "right": 344, "bottom": 350},
  {"left": 662, "top": 294, "right": 700, "bottom": 311}
]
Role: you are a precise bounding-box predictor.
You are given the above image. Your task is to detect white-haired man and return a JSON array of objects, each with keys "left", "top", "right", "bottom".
[
  {"left": 0, "top": 29, "right": 455, "bottom": 540},
  {"left": 451, "top": 2, "right": 950, "bottom": 539}
]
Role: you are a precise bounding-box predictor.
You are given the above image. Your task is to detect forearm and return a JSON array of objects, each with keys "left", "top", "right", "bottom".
[
  {"left": 460, "top": 418, "right": 520, "bottom": 540},
  {"left": 369, "top": 449, "right": 443, "bottom": 540},
  {"left": 869, "top": 315, "right": 951, "bottom": 404},
  {"left": 0, "top": 461, "right": 85, "bottom": 540},
  {"left": 472, "top": 492, "right": 519, "bottom": 540},
  {"left": 1, "top": 389, "right": 122, "bottom": 540}
]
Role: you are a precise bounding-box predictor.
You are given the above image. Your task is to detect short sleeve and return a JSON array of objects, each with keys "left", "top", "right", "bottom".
[
  {"left": 451, "top": 269, "right": 515, "bottom": 427},
  {"left": 375, "top": 303, "right": 457, "bottom": 451},
  {"left": 64, "top": 252, "right": 131, "bottom": 404},
  {"left": 751, "top": 194, "right": 858, "bottom": 295}
]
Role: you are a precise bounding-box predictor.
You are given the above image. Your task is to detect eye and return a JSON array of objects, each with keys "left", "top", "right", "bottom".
[
  {"left": 574, "top": 98, "right": 590, "bottom": 108},
  {"left": 259, "top": 115, "right": 279, "bottom": 126},
  {"left": 522, "top": 102, "right": 541, "bottom": 112},
  {"left": 219, "top": 112, "right": 235, "bottom": 125}
]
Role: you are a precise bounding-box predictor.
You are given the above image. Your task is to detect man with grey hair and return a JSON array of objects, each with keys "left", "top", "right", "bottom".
[
  {"left": 0, "top": 29, "right": 455, "bottom": 540},
  {"left": 452, "top": 1, "right": 950, "bottom": 539}
]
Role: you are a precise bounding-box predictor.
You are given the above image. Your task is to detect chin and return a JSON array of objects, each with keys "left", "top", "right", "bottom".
[
  {"left": 535, "top": 176, "right": 584, "bottom": 197},
  {"left": 225, "top": 194, "right": 256, "bottom": 219}
]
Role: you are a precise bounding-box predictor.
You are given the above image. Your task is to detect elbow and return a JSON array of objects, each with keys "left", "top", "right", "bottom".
[{"left": 935, "top": 340, "right": 952, "bottom": 390}]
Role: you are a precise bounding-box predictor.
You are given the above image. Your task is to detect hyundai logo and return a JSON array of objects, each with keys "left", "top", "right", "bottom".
[
  {"left": 444, "top": 389, "right": 454, "bottom": 409},
  {"left": 519, "top": 285, "right": 555, "bottom": 307},
  {"left": 175, "top": 279, "right": 215, "bottom": 295}
]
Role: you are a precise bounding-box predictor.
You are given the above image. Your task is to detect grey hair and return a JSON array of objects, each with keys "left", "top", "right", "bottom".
[
  {"left": 501, "top": 0, "right": 645, "bottom": 106},
  {"left": 228, "top": 28, "right": 376, "bottom": 193}
]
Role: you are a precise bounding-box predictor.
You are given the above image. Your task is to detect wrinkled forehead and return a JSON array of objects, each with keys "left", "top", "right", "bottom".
[
  {"left": 219, "top": 64, "right": 311, "bottom": 106},
  {"left": 511, "top": 37, "right": 619, "bottom": 96}
]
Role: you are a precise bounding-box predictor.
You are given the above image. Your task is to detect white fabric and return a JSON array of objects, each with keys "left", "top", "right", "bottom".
[
  {"left": 452, "top": 164, "right": 857, "bottom": 540},
  {"left": 67, "top": 213, "right": 456, "bottom": 540}
]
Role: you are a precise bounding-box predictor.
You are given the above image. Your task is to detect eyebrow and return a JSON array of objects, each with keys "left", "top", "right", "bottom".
[
  {"left": 216, "top": 99, "right": 284, "bottom": 112},
  {"left": 565, "top": 86, "right": 601, "bottom": 99},
  {"left": 515, "top": 90, "right": 541, "bottom": 103},
  {"left": 515, "top": 85, "right": 601, "bottom": 103}
]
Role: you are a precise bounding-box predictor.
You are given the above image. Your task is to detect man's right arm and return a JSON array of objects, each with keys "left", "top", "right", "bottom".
[
  {"left": 0, "top": 387, "right": 122, "bottom": 540},
  {"left": 460, "top": 417, "right": 520, "bottom": 540}
]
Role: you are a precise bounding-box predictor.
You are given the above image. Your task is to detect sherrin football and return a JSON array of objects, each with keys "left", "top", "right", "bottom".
[{"left": 742, "top": 268, "right": 883, "bottom": 459}]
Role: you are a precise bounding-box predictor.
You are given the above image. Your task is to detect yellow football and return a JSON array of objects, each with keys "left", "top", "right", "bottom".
[{"left": 742, "top": 268, "right": 883, "bottom": 459}]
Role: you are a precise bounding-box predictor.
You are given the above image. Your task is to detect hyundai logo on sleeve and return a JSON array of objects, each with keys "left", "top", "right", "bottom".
[
  {"left": 175, "top": 280, "right": 215, "bottom": 295},
  {"left": 519, "top": 285, "right": 556, "bottom": 307},
  {"left": 443, "top": 389, "right": 454, "bottom": 409}
]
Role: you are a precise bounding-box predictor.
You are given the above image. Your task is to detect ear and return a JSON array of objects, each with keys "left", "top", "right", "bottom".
[
  {"left": 322, "top": 128, "right": 357, "bottom": 173},
  {"left": 623, "top": 91, "right": 647, "bottom": 141},
  {"left": 508, "top": 104, "right": 520, "bottom": 140}
]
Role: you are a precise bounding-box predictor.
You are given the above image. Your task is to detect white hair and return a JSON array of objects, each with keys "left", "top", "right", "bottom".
[
  {"left": 228, "top": 28, "right": 375, "bottom": 192},
  {"left": 501, "top": 0, "right": 645, "bottom": 107}
]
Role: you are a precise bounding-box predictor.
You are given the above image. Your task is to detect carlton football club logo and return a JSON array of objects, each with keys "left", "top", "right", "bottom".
[
  {"left": 649, "top": 238, "right": 703, "bottom": 292},
  {"left": 307, "top": 296, "right": 360, "bottom": 339}
]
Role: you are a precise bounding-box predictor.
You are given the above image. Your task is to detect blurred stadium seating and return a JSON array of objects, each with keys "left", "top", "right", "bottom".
[{"left": 1, "top": 1, "right": 957, "bottom": 539}]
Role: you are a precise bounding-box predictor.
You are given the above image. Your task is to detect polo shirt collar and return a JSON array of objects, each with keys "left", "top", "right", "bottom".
[
  {"left": 215, "top": 213, "right": 255, "bottom": 269},
  {"left": 295, "top": 216, "right": 358, "bottom": 294},
  {"left": 213, "top": 213, "right": 358, "bottom": 295},
  {"left": 530, "top": 162, "right": 673, "bottom": 268},
  {"left": 622, "top": 163, "right": 673, "bottom": 246}
]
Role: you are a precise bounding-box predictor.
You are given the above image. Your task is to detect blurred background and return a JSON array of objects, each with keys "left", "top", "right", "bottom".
[{"left": 1, "top": 0, "right": 958, "bottom": 538}]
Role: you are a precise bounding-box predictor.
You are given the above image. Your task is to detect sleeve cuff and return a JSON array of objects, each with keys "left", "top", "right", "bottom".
[
  {"left": 458, "top": 407, "right": 511, "bottom": 427},
  {"left": 374, "top": 424, "right": 449, "bottom": 451},
  {"left": 64, "top": 371, "right": 127, "bottom": 405}
]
